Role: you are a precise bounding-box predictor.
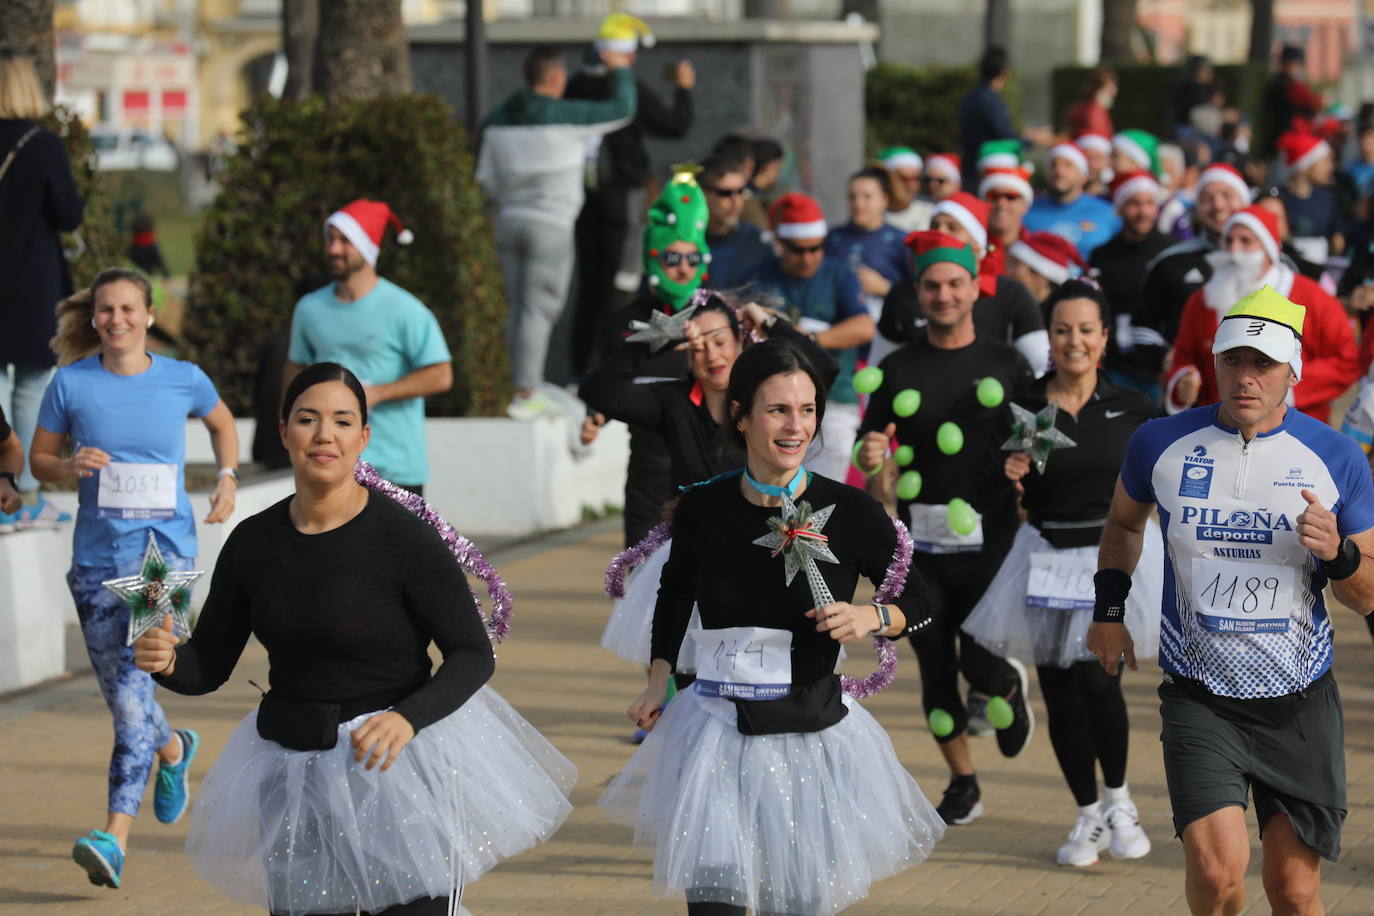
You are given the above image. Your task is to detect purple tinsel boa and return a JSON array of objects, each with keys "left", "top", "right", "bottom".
[
  {"left": 838, "top": 517, "right": 911, "bottom": 700},
  {"left": 605, "top": 520, "right": 673, "bottom": 599},
  {"left": 355, "top": 461, "right": 514, "bottom": 642}
]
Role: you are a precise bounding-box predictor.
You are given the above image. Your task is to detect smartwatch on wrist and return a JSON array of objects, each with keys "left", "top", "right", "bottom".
[{"left": 871, "top": 601, "right": 891, "bottom": 636}]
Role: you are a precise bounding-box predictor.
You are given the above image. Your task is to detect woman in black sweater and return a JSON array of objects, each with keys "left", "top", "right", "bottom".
[
  {"left": 962, "top": 281, "right": 1161, "bottom": 868},
  {"left": 134, "top": 363, "right": 575, "bottom": 916},
  {"left": 599, "top": 340, "right": 944, "bottom": 916}
]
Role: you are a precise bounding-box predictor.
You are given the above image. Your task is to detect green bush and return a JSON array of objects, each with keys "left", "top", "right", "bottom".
[
  {"left": 865, "top": 63, "right": 1021, "bottom": 158},
  {"left": 48, "top": 108, "right": 125, "bottom": 289},
  {"left": 1050, "top": 62, "right": 1271, "bottom": 145},
  {"left": 184, "top": 94, "right": 509, "bottom": 418}
]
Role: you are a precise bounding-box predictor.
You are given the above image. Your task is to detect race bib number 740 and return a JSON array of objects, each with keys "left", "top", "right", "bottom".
[{"left": 1190, "top": 557, "right": 1295, "bottom": 633}]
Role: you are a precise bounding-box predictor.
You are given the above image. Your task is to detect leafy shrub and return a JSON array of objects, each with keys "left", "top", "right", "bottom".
[
  {"left": 184, "top": 94, "right": 509, "bottom": 418},
  {"left": 865, "top": 63, "right": 1021, "bottom": 158}
]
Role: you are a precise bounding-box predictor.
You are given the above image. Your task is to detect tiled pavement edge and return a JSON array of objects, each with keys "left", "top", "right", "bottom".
[{"left": 4, "top": 518, "right": 1374, "bottom": 914}]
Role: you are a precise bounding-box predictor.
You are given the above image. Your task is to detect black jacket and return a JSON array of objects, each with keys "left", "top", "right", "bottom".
[
  {"left": 1090, "top": 229, "right": 1174, "bottom": 384},
  {"left": 564, "top": 67, "right": 693, "bottom": 189},
  {"left": 0, "top": 119, "right": 84, "bottom": 367}
]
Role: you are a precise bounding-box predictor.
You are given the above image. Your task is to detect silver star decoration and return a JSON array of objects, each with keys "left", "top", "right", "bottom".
[
  {"left": 752, "top": 494, "right": 840, "bottom": 608},
  {"left": 1001, "top": 401, "right": 1077, "bottom": 475},
  {"left": 626, "top": 304, "right": 697, "bottom": 351},
  {"left": 103, "top": 531, "right": 205, "bottom": 645}
]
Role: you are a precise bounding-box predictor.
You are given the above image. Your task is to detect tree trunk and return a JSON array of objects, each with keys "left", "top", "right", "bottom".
[
  {"left": 315, "top": 0, "right": 411, "bottom": 104},
  {"left": 984, "top": 0, "right": 1011, "bottom": 51},
  {"left": 1249, "top": 0, "right": 1275, "bottom": 63},
  {"left": 1, "top": 0, "right": 56, "bottom": 101},
  {"left": 1100, "top": 0, "right": 1138, "bottom": 62},
  {"left": 281, "top": 0, "right": 319, "bottom": 101}
]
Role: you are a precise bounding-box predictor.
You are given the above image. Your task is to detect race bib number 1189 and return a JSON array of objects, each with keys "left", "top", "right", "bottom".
[{"left": 1190, "top": 557, "right": 1295, "bottom": 634}]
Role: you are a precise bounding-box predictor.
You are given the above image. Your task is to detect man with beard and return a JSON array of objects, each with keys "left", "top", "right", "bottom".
[
  {"left": 980, "top": 165, "right": 1034, "bottom": 255},
  {"left": 698, "top": 152, "right": 772, "bottom": 290},
  {"left": 1024, "top": 142, "right": 1120, "bottom": 259},
  {"left": 284, "top": 199, "right": 453, "bottom": 495},
  {"left": 1091, "top": 171, "right": 1175, "bottom": 399},
  {"left": 1164, "top": 204, "right": 1356, "bottom": 422}
]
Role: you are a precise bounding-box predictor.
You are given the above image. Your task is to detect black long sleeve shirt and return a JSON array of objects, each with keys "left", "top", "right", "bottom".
[
  {"left": 878, "top": 275, "right": 1043, "bottom": 349},
  {"left": 652, "top": 473, "right": 931, "bottom": 684},
  {"left": 156, "top": 493, "right": 495, "bottom": 733},
  {"left": 1090, "top": 229, "right": 1175, "bottom": 385}
]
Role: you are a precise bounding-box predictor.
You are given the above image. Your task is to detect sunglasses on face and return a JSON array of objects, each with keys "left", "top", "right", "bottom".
[
  {"left": 985, "top": 191, "right": 1022, "bottom": 203},
  {"left": 660, "top": 251, "right": 704, "bottom": 267},
  {"left": 923, "top": 176, "right": 950, "bottom": 186},
  {"left": 706, "top": 186, "right": 745, "bottom": 199},
  {"left": 782, "top": 241, "right": 824, "bottom": 255}
]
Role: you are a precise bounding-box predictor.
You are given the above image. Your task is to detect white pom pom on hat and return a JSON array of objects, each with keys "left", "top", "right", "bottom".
[{"left": 397, "top": 228, "right": 414, "bottom": 245}]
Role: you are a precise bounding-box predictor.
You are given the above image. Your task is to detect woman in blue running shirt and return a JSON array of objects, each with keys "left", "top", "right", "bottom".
[{"left": 29, "top": 267, "right": 239, "bottom": 890}]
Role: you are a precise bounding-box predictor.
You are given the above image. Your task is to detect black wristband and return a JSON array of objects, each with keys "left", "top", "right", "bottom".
[
  {"left": 1322, "top": 536, "right": 1361, "bottom": 581},
  {"left": 1093, "top": 568, "right": 1132, "bottom": 623}
]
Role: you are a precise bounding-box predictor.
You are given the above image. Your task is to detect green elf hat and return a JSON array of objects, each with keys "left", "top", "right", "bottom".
[
  {"left": 976, "top": 139, "right": 1026, "bottom": 174},
  {"left": 1112, "top": 129, "right": 1161, "bottom": 177},
  {"left": 878, "top": 146, "right": 923, "bottom": 171},
  {"left": 644, "top": 164, "right": 711, "bottom": 311},
  {"left": 907, "top": 230, "right": 978, "bottom": 279}
]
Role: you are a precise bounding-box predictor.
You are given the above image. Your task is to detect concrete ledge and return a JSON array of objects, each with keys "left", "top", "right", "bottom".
[{"left": 407, "top": 18, "right": 881, "bottom": 44}]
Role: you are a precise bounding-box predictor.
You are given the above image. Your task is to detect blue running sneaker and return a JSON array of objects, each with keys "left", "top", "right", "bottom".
[
  {"left": 154, "top": 728, "right": 199, "bottom": 824},
  {"left": 0, "top": 507, "right": 17, "bottom": 534},
  {"left": 72, "top": 830, "right": 123, "bottom": 888},
  {"left": 15, "top": 494, "right": 71, "bottom": 529}
]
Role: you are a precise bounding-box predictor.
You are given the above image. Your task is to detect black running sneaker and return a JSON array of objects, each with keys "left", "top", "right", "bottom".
[
  {"left": 936, "top": 775, "right": 983, "bottom": 825},
  {"left": 995, "top": 657, "right": 1035, "bottom": 758}
]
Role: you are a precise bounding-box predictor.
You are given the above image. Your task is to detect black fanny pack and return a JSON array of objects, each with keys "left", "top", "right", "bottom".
[
  {"left": 254, "top": 684, "right": 416, "bottom": 752},
  {"left": 1166, "top": 667, "right": 1333, "bottom": 730},
  {"left": 732, "top": 673, "right": 849, "bottom": 736}
]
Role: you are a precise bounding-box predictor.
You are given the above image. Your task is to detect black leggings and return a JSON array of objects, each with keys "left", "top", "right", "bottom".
[
  {"left": 1036, "top": 661, "right": 1129, "bottom": 806},
  {"left": 271, "top": 896, "right": 449, "bottom": 916},
  {"left": 907, "top": 551, "right": 1020, "bottom": 743}
]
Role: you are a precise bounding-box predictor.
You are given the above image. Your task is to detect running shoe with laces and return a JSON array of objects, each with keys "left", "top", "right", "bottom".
[
  {"left": 0, "top": 507, "right": 17, "bottom": 534},
  {"left": 995, "top": 657, "right": 1035, "bottom": 758},
  {"left": 935, "top": 775, "right": 983, "bottom": 825},
  {"left": 1057, "top": 809, "right": 1110, "bottom": 867},
  {"left": 72, "top": 829, "right": 124, "bottom": 888},
  {"left": 506, "top": 390, "right": 566, "bottom": 421},
  {"left": 15, "top": 494, "right": 72, "bottom": 529},
  {"left": 966, "top": 689, "right": 994, "bottom": 736},
  {"left": 1104, "top": 797, "right": 1152, "bottom": 859},
  {"left": 153, "top": 728, "right": 199, "bottom": 824}
]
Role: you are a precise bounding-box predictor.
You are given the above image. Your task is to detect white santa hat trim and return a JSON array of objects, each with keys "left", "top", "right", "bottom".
[
  {"left": 1113, "top": 134, "right": 1151, "bottom": 171},
  {"left": 1197, "top": 165, "right": 1251, "bottom": 203},
  {"left": 1112, "top": 175, "right": 1161, "bottom": 210},
  {"left": 595, "top": 38, "right": 641, "bottom": 53},
  {"left": 1291, "top": 138, "right": 1332, "bottom": 174},
  {"left": 978, "top": 151, "right": 1021, "bottom": 173},
  {"left": 926, "top": 155, "right": 961, "bottom": 182},
  {"left": 1048, "top": 143, "right": 1088, "bottom": 176},
  {"left": 881, "top": 151, "right": 923, "bottom": 171},
  {"left": 1076, "top": 133, "right": 1112, "bottom": 155},
  {"left": 776, "top": 219, "right": 828, "bottom": 240},
  {"left": 932, "top": 199, "right": 987, "bottom": 250},
  {"left": 979, "top": 171, "right": 1033, "bottom": 203},
  {"left": 1223, "top": 211, "right": 1281, "bottom": 266},
  {"left": 325, "top": 211, "right": 379, "bottom": 267},
  {"left": 1009, "top": 239, "right": 1070, "bottom": 285}
]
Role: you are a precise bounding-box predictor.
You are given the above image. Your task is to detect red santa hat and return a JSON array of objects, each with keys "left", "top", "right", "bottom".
[
  {"left": 1222, "top": 204, "right": 1282, "bottom": 266},
  {"left": 1008, "top": 231, "right": 1086, "bottom": 285},
  {"left": 978, "top": 166, "right": 1034, "bottom": 204},
  {"left": 925, "top": 153, "right": 961, "bottom": 183},
  {"left": 769, "top": 192, "right": 828, "bottom": 240},
  {"left": 931, "top": 192, "right": 989, "bottom": 250},
  {"left": 325, "top": 199, "right": 413, "bottom": 267},
  {"left": 1046, "top": 142, "right": 1089, "bottom": 176},
  {"left": 1196, "top": 163, "right": 1251, "bottom": 203},
  {"left": 1276, "top": 129, "right": 1332, "bottom": 173},
  {"left": 1074, "top": 132, "right": 1112, "bottom": 156},
  {"left": 1109, "top": 170, "right": 1161, "bottom": 210}
]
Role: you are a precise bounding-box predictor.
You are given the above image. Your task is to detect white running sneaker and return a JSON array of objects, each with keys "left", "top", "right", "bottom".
[
  {"left": 1057, "top": 811, "right": 1109, "bottom": 867},
  {"left": 1105, "top": 799, "right": 1152, "bottom": 859},
  {"left": 506, "top": 391, "right": 565, "bottom": 421}
]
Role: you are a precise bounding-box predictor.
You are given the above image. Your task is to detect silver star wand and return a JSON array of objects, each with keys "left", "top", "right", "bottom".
[
  {"left": 1001, "top": 402, "right": 1076, "bottom": 474},
  {"left": 103, "top": 532, "right": 205, "bottom": 644},
  {"left": 626, "top": 304, "right": 698, "bottom": 351},
  {"left": 752, "top": 494, "right": 840, "bottom": 607}
]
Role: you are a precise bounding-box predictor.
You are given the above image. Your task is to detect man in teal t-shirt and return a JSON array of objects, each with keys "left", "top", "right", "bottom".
[{"left": 285, "top": 199, "right": 452, "bottom": 492}]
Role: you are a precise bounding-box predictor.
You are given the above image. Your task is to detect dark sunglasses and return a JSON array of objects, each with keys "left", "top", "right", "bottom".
[
  {"left": 782, "top": 241, "right": 825, "bottom": 255},
  {"left": 660, "top": 250, "right": 704, "bottom": 267},
  {"left": 923, "top": 176, "right": 950, "bottom": 186},
  {"left": 705, "top": 186, "right": 745, "bottom": 199},
  {"left": 984, "top": 191, "right": 1023, "bottom": 203}
]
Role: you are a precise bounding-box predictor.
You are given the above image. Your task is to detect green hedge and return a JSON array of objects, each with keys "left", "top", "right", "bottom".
[
  {"left": 184, "top": 94, "right": 509, "bottom": 418},
  {"left": 48, "top": 108, "right": 124, "bottom": 289},
  {"left": 865, "top": 63, "right": 1021, "bottom": 159},
  {"left": 1050, "top": 62, "right": 1270, "bottom": 145}
]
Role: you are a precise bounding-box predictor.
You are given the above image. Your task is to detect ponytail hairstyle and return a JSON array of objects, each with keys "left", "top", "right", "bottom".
[{"left": 51, "top": 267, "right": 156, "bottom": 366}]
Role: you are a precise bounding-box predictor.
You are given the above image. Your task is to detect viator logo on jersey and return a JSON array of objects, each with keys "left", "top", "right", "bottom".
[
  {"left": 1180, "top": 506, "right": 1294, "bottom": 544},
  {"left": 1178, "top": 445, "right": 1215, "bottom": 498}
]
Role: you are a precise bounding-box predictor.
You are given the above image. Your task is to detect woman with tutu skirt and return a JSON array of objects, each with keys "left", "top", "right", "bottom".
[
  {"left": 961, "top": 280, "right": 1162, "bottom": 868},
  {"left": 600, "top": 339, "right": 945, "bottom": 915},
  {"left": 133, "top": 363, "right": 575, "bottom": 915},
  {"left": 583, "top": 294, "right": 836, "bottom": 676}
]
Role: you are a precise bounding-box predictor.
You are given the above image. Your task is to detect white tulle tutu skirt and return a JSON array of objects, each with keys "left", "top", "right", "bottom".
[
  {"left": 962, "top": 520, "right": 1164, "bottom": 669},
  {"left": 601, "top": 538, "right": 699, "bottom": 670},
  {"left": 598, "top": 685, "right": 945, "bottom": 915},
  {"left": 185, "top": 686, "right": 576, "bottom": 915}
]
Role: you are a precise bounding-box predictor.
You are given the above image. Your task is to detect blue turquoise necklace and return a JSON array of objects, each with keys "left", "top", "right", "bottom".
[{"left": 743, "top": 465, "right": 808, "bottom": 499}]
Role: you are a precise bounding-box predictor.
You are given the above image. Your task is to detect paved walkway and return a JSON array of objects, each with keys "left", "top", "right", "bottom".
[{"left": 4, "top": 519, "right": 1374, "bottom": 914}]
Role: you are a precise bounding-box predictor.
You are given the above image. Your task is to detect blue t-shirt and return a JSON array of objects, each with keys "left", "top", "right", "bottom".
[
  {"left": 824, "top": 222, "right": 912, "bottom": 285},
  {"left": 1277, "top": 185, "right": 1344, "bottom": 245},
  {"left": 751, "top": 256, "right": 867, "bottom": 403},
  {"left": 706, "top": 223, "right": 773, "bottom": 290},
  {"left": 37, "top": 354, "right": 221, "bottom": 568},
  {"left": 1120, "top": 405, "right": 1374, "bottom": 698},
  {"left": 1344, "top": 161, "right": 1374, "bottom": 198},
  {"left": 288, "top": 277, "right": 452, "bottom": 485},
  {"left": 1023, "top": 193, "right": 1121, "bottom": 260}
]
